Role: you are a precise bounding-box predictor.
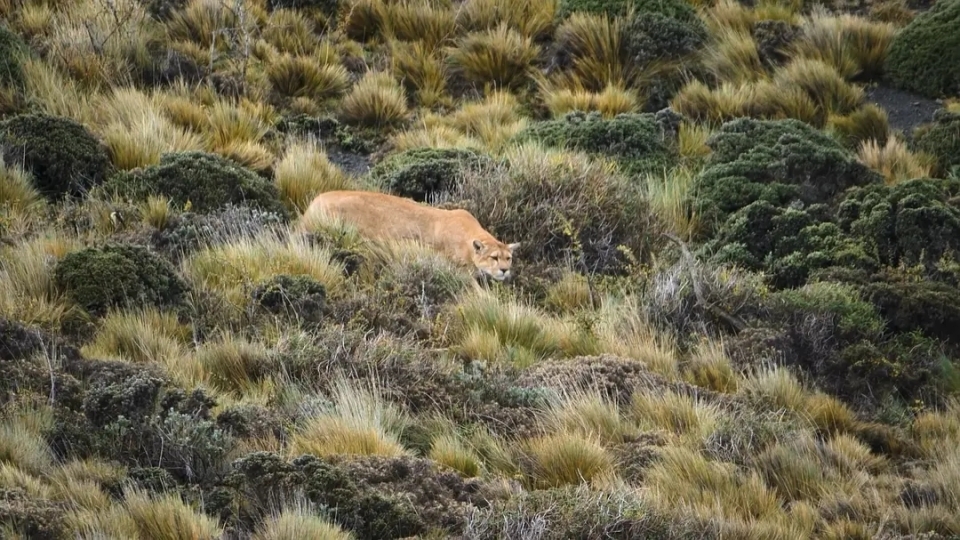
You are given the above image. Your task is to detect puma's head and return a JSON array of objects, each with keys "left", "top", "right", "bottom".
[{"left": 471, "top": 239, "right": 519, "bottom": 281}]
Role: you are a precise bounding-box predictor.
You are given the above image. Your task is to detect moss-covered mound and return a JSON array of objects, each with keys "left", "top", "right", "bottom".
[
  {"left": 369, "top": 147, "right": 492, "bottom": 202},
  {"left": 516, "top": 111, "right": 674, "bottom": 176},
  {"left": 884, "top": 0, "right": 960, "bottom": 99},
  {"left": 912, "top": 110, "right": 960, "bottom": 177},
  {"left": 694, "top": 117, "right": 882, "bottom": 230},
  {"left": 251, "top": 274, "right": 328, "bottom": 324},
  {"left": 558, "top": 0, "right": 699, "bottom": 20},
  {"left": 0, "top": 113, "right": 113, "bottom": 200},
  {"left": 54, "top": 244, "right": 189, "bottom": 316},
  {"left": 100, "top": 151, "right": 288, "bottom": 217}
]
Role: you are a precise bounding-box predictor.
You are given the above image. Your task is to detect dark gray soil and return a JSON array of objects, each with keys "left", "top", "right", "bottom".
[
  {"left": 326, "top": 146, "right": 372, "bottom": 177},
  {"left": 864, "top": 83, "right": 944, "bottom": 133}
]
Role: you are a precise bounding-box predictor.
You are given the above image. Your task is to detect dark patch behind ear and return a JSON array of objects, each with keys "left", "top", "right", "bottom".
[{"left": 473, "top": 239, "right": 483, "bottom": 251}]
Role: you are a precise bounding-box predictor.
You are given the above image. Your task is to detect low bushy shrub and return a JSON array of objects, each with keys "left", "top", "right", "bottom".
[
  {"left": 558, "top": 0, "right": 698, "bottom": 20},
  {"left": 621, "top": 10, "right": 707, "bottom": 68},
  {"left": 912, "top": 110, "right": 960, "bottom": 176},
  {"left": 54, "top": 244, "right": 189, "bottom": 316},
  {"left": 152, "top": 204, "right": 287, "bottom": 262},
  {"left": 268, "top": 0, "right": 340, "bottom": 17},
  {"left": 693, "top": 117, "right": 882, "bottom": 231},
  {"left": 0, "top": 24, "right": 28, "bottom": 90},
  {"left": 251, "top": 274, "right": 328, "bottom": 324},
  {"left": 369, "top": 147, "right": 492, "bottom": 202},
  {"left": 0, "top": 113, "right": 113, "bottom": 200},
  {"left": 884, "top": 0, "right": 960, "bottom": 98},
  {"left": 515, "top": 111, "right": 675, "bottom": 176},
  {"left": 100, "top": 151, "right": 288, "bottom": 217},
  {"left": 836, "top": 177, "right": 960, "bottom": 270}
]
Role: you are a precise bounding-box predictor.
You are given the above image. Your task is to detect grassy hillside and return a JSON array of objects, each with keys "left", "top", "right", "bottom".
[{"left": 1, "top": 0, "right": 960, "bottom": 538}]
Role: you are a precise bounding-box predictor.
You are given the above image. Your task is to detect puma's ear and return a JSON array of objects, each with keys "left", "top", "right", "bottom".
[
  {"left": 507, "top": 242, "right": 520, "bottom": 251},
  {"left": 473, "top": 239, "right": 484, "bottom": 252}
]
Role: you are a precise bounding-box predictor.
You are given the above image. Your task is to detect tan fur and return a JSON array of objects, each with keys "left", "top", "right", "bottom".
[{"left": 300, "top": 190, "right": 520, "bottom": 281}]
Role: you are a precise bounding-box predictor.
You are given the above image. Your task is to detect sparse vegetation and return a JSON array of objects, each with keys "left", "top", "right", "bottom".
[{"left": 0, "top": 0, "right": 958, "bottom": 538}]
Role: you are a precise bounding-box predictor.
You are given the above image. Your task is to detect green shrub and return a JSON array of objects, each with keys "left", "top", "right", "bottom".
[
  {"left": 704, "top": 200, "right": 876, "bottom": 289},
  {"left": 152, "top": 204, "right": 286, "bottom": 262},
  {"left": 0, "top": 490, "right": 67, "bottom": 540},
  {"left": 0, "top": 24, "right": 28, "bottom": 90},
  {"left": 884, "top": 0, "right": 960, "bottom": 98},
  {"left": 100, "top": 151, "right": 288, "bottom": 217},
  {"left": 693, "top": 117, "right": 882, "bottom": 231},
  {"left": 0, "top": 113, "right": 113, "bottom": 200},
  {"left": 268, "top": 0, "right": 340, "bottom": 16},
  {"left": 858, "top": 270, "right": 960, "bottom": 347},
  {"left": 54, "top": 244, "right": 189, "bottom": 316},
  {"left": 622, "top": 11, "right": 707, "bottom": 67},
  {"left": 558, "top": 0, "right": 699, "bottom": 20},
  {"left": 251, "top": 274, "right": 328, "bottom": 324},
  {"left": 836, "top": 177, "right": 960, "bottom": 270},
  {"left": 515, "top": 111, "right": 674, "bottom": 176},
  {"left": 751, "top": 20, "right": 800, "bottom": 69},
  {"left": 912, "top": 110, "right": 960, "bottom": 176},
  {"left": 369, "top": 147, "right": 492, "bottom": 202}
]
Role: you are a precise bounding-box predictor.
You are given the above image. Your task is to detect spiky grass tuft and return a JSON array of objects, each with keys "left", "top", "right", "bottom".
[
  {"left": 521, "top": 431, "right": 615, "bottom": 489},
  {"left": 338, "top": 71, "right": 411, "bottom": 128},
  {"left": 447, "top": 23, "right": 541, "bottom": 92},
  {"left": 857, "top": 136, "right": 933, "bottom": 184},
  {"left": 274, "top": 139, "right": 353, "bottom": 214},
  {"left": 266, "top": 54, "right": 352, "bottom": 102}
]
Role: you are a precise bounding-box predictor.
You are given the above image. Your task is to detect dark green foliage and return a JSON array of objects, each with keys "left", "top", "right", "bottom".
[
  {"left": 53, "top": 244, "right": 188, "bottom": 317},
  {"left": 621, "top": 11, "right": 707, "bottom": 67},
  {"left": 705, "top": 200, "right": 877, "bottom": 289},
  {"left": 369, "top": 147, "right": 492, "bottom": 202},
  {"left": 694, "top": 118, "right": 882, "bottom": 230},
  {"left": 0, "top": 24, "right": 28, "bottom": 90},
  {"left": 144, "top": 0, "right": 188, "bottom": 20},
  {"left": 516, "top": 111, "right": 674, "bottom": 176},
  {"left": 558, "top": 0, "right": 699, "bottom": 20},
  {"left": 251, "top": 274, "right": 328, "bottom": 324},
  {"left": 912, "top": 110, "right": 960, "bottom": 176},
  {"left": 0, "top": 113, "right": 113, "bottom": 200},
  {"left": 836, "top": 177, "right": 960, "bottom": 270},
  {"left": 100, "top": 151, "right": 288, "bottom": 217},
  {"left": 884, "top": 0, "right": 960, "bottom": 98},
  {"left": 221, "top": 452, "right": 492, "bottom": 539},
  {"left": 862, "top": 273, "right": 960, "bottom": 347}
]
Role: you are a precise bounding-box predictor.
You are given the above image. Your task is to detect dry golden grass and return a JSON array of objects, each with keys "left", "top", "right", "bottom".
[
  {"left": 702, "top": 26, "right": 766, "bottom": 85},
  {"left": 671, "top": 80, "right": 752, "bottom": 125},
  {"left": 289, "top": 378, "right": 410, "bottom": 458},
  {"left": 0, "top": 408, "right": 55, "bottom": 476},
  {"left": 447, "top": 23, "right": 541, "bottom": 91},
  {"left": 0, "top": 156, "right": 47, "bottom": 234},
  {"left": 390, "top": 38, "right": 450, "bottom": 108},
  {"left": 552, "top": 12, "right": 630, "bottom": 91},
  {"left": 774, "top": 57, "right": 865, "bottom": 117},
  {"left": 81, "top": 308, "right": 190, "bottom": 365},
  {"left": 274, "top": 139, "right": 353, "bottom": 214},
  {"left": 521, "top": 431, "right": 615, "bottom": 489},
  {"left": 338, "top": 70, "right": 411, "bottom": 128},
  {"left": 443, "top": 90, "right": 529, "bottom": 151},
  {"left": 18, "top": 56, "right": 94, "bottom": 123},
  {"left": 0, "top": 233, "right": 81, "bottom": 331},
  {"left": 382, "top": 0, "right": 458, "bottom": 51},
  {"left": 194, "top": 334, "right": 271, "bottom": 397},
  {"left": 341, "top": 0, "right": 388, "bottom": 41},
  {"left": 740, "top": 364, "right": 808, "bottom": 411},
  {"left": 858, "top": 136, "right": 933, "bottom": 184},
  {"left": 745, "top": 79, "right": 822, "bottom": 126},
  {"left": 541, "top": 82, "right": 640, "bottom": 118},
  {"left": 630, "top": 390, "right": 721, "bottom": 443},
  {"left": 827, "top": 102, "right": 890, "bottom": 148},
  {"left": 546, "top": 388, "right": 634, "bottom": 445},
  {"left": 253, "top": 503, "right": 355, "bottom": 540},
  {"left": 123, "top": 487, "right": 224, "bottom": 540},
  {"left": 544, "top": 270, "right": 594, "bottom": 313},
  {"left": 262, "top": 8, "right": 319, "bottom": 55},
  {"left": 640, "top": 165, "right": 702, "bottom": 242},
  {"left": 164, "top": 0, "right": 258, "bottom": 49},
  {"left": 182, "top": 231, "right": 346, "bottom": 318},
  {"left": 456, "top": 0, "right": 558, "bottom": 40},
  {"left": 266, "top": 53, "right": 352, "bottom": 101},
  {"left": 683, "top": 338, "right": 739, "bottom": 393},
  {"left": 429, "top": 433, "right": 483, "bottom": 477},
  {"left": 791, "top": 8, "right": 897, "bottom": 80}
]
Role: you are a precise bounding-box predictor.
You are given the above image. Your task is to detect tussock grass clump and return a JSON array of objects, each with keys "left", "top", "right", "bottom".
[
  {"left": 428, "top": 434, "right": 483, "bottom": 477},
  {"left": 82, "top": 308, "right": 189, "bottom": 365},
  {"left": 857, "top": 136, "right": 933, "bottom": 184},
  {"left": 640, "top": 165, "right": 701, "bottom": 241},
  {"left": 456, "top": 0, "right": 558, "bottom": 40},
  {"left": 447, "top": 23, "right": 541, "bottom": 91},
  {"left": 541, "top": 82, "right": 640, "bottom": 118},
  {"left": 773, "top": 57, "right": 865, "bottom": 118},
  {"left": 262, "top": 8, "right": 320, "bottom": 55},
  {"left": 682, "top": 338, "right": 738, "bottom": 393},
  {"left": 183, "top": 232, "right": 345, "bottom": 316},
  {"left": 290, "top": 378, "right": 410, "bottom": 458},
  {"left": 630, "top": 390, "right": 721, "bottom": 443},
  {"left": 0, "top": 156, "right": 47, "bottom": 233},
  {"left": 253, "top": 504, "right": 355, "bottom": 540},
  {"left": 194, "top": 335, "right": 272, "bottom": 397},
  {"left": 521, "top": 432, "right": 615, "bottom": 489},
  {"left": 274, "top": 139, "right": 353, "bottom": 214},
  {"left": 0, "top": 234, "right": 79, "bottom": 330},
  {"left": 382, "top": 0, "right": 458, "bottom": 50},
  {"left": 338, "top": 71, "right": 411, "bottom": 128},
  {"left": 390, "top": 39, "right": 449, "bottom": 108},
  {"left": 827, "top": 103, "right": 890, "bottom": 149},
  {"left": 702, "top": 26, "right": 766, "bottom": 85},
  {"left": 122, "top": 488, "right": 224, "bottom": 540},
  {"left": 791, "top": 9, "right": 897, "bottom": 80},
  {"left": 164, "top": 0, "right": 253, "bottom": 49},
  {"left": 546, "top": 389, "right": 634, "bottom": 445},
  {"left": 266, "top": 54, "right": 352, "bottom": 101},
  {"left": 552, "top": 12, "right": 630, "bottom": 91}
]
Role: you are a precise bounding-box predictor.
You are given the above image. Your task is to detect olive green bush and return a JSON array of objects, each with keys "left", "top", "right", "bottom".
[
  {"left": 515, "top": 111, "right": 675, "bottom": 176},
  {"left": 369, "top": 147, "right": 492, "bottom": 202},
  {"left": 558, "top": 0, "right": 699, "bottom": 20},
  {"left": 836, "top": 177, "right": 960, "bottom": 270},
  {"left": 693, "top": 117, "right": 882, "bottom": 231},
  {"left": 100, "top": 151, "right": 288, "bottom": 216},
  {"left": 0, "top": 24, "right": 28, "bottom": 90},
  {"left": 54, "top": 244, "right": 189, "bottom": 316},
  {"left": 0, "top": 113, "right": 113, "bottom": 200},
  {"left": 251, "top": 274, "right": 328, "bottom": 324},
  {"left": 884, "top": 0, "right": 960, "bottom": 98},
  {"left": 912, "top": 110, "right": 960, "bottom": 176}
]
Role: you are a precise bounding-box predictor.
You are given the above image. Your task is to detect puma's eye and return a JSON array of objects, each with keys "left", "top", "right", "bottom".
[{"left": 491, "top": 256, "right": 499, "bottom": 261}]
